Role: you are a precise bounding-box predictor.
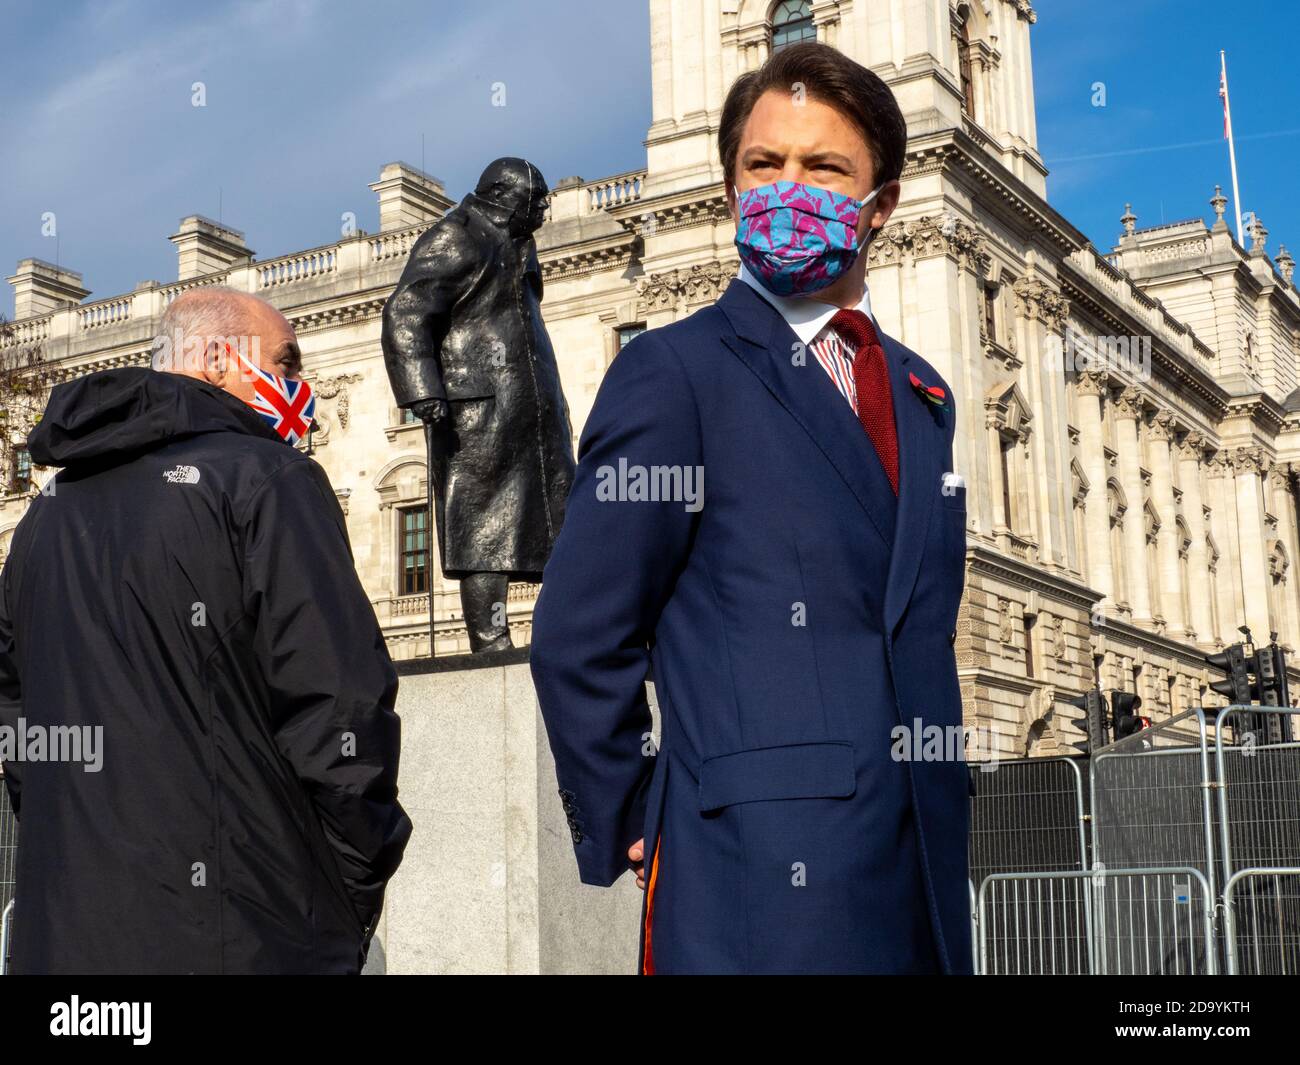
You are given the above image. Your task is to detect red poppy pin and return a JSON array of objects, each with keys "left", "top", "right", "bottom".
[{"left": 909, "top": 371, "right": 949, "bottom": 411}]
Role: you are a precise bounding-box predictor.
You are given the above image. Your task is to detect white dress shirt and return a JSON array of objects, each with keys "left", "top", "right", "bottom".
[{"left": 737, "top": 262, "right": 878, "bottom": 416}]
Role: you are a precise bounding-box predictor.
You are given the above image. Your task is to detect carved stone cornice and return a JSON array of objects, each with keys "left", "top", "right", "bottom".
[
  {"left": 606, "top": 191, "right": 729, "bottom": 247},
  {"left": 866, "top": 213, "right": 990, "bottom": 274},
  {"left": 541, "top": 243, "right": 637, "bottom": 283},
  {"left": 1012, "top": 276, "right": 1069, "bottom": 334},
  {"left": 637, "top": 259, "right": 732, "bottom": 314},
  {"left": 1223, "top": 394, "right": 1287, "bottom": 437},
  {"left": 288, "top": 296, "right": 386, "bottom": 337},
  {"left": 901, "top": 132, "right": 1074, "bottom": 256}
]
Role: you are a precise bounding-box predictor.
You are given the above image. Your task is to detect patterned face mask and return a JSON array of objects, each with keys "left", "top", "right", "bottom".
[
  {"left": 226, "top": 343, "right": 315, "bottom": 446},
  {"left": 734, "top": 180, "right": 883, "bottom": 297}
]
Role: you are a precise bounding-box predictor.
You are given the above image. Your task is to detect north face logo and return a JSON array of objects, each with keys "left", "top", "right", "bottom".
[{"left": 162, "top": 465, "right": 200, "bottom": 485}]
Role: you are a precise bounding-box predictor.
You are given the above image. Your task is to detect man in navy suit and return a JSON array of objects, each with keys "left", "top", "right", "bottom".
[{"left": 530, "top": 41, "right": 971, "bottom": 974}]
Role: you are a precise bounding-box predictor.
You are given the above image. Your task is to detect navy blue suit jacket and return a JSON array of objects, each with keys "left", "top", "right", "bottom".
[{"left": 530, "top": 277, "right": 971, "bottom": 974}]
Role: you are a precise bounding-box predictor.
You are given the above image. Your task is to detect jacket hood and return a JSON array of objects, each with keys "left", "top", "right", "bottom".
[{"left": 28, "top": 367, "right": 283, "bottom": 467}]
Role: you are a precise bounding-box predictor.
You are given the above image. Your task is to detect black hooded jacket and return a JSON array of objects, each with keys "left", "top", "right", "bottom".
[{"left": 0, "top": 367, "right": 412, "bottom": 974}]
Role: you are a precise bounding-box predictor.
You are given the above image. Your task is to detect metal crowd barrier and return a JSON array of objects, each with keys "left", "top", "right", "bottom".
[
  {"left": 1222, "top": 867, "right": 1300, "bottom": 975},
  {"left": 968, "top": 756, "right": 1089, "bottom": 884},
  {"left": 977, "top": 867, "right": 1216, "bottom": 975},
  {"left": 970, "top": 706, "right": 1300, "bottom": 976}
]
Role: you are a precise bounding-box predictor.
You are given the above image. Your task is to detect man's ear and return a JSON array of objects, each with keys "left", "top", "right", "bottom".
[
  {"left": 725, "top": 179, "right": 738, "bottom": 223},
  {"left": 867, "top": 179, "right": 902, "bottom": 233},
  {"left": 201, "top": 341, "right": 226, "bottom": 387}
]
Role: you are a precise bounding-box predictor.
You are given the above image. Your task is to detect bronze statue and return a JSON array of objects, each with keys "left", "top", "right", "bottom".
[{"left": 381, "top": 158, "right": 576, "bottom": 653}]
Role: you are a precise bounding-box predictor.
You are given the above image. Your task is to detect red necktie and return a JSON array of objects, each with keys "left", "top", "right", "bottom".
[{"left": 830, "top": 309, "right": 898, "bottom": 495}]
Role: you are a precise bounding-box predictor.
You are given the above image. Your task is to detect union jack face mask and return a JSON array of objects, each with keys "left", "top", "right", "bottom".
[{"left": 226, "top": 343, "right": 315, "bottom": 445}]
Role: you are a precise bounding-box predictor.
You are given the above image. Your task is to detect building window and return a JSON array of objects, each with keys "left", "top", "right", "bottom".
[
  {"left": 982, "top": 284, "right": 998, "bottom": 346},
  {"left": 1207, "top": 534, "right": 1221, "bottom": 642},
  {"left": 617, "top": 323, "right": 646, "bottom": 350},
  {"left": 771, "top": 0, "right": 815, "bottom": 52},
  {"left": 1108, "top": 482, "right": 1128, "bottom": 606},
  {"left": 999, "top": 439, "right": 1014, "bottom": 530},
  {"left": 11, "top": 449, "right": 31, "bottom": 494},
  {"left": 399, "top": 505, "right": 431, "bottom": 596},
  {"left": 1144, "top": 505, "right": 1161, "bottom": 620},
  {"left": 956, "top": 14, "right": 977, "bottom": 116},
  {"left": 1023, "top": 612, "right": 1037, "bottom": 678},
  {"left": 1176, "top": 518, "right": 1192, "bottom": 633},
  {"left": 400, "top": 407, "right": 420, "bottom": 425}
]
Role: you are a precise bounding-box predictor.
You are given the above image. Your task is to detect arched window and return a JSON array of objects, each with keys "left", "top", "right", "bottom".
[
  {"left": 1108, "top": 481, "right": 1128, "bottom": 607},
  {"left": 771, "top": 0, "right": 815, "bottom": 52},
  {"left": 955, "top": 7, "right": 977, "bottom": 116}
]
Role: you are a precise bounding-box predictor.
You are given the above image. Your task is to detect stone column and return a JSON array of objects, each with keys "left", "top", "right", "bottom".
[
  {"left": 1205, "top": 452, "right": 1240, "bottom": 643},
  {"left": 1012, "top": 275, "right": 1071, "bottom": 568},
  {"left": 1148, "top": 412, "right": 1184, "bottom": 634},
  {"left": 1230, "top": 446, "right": 1273, "bottom": 643},
  {"left": 1114, "top": 387, "right": 1153, "bottom": 621},
  {"left": 1177, "top": 431, "right": 1213, "bottom": 644},
  {"left": 1267, "top": 463, "right": 1300, "bottom": 647},
  {"left": 1076, "top": 371, "right": 1113, "bottom": 604}
]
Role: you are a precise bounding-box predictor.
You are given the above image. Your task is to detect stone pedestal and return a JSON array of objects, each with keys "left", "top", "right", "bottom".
[{"left": 370, "top": 649, "right": 646, "bottom": 974}]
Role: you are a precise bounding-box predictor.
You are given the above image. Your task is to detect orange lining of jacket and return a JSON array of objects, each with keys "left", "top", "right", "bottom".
[{"left": 641, "top": 836, "right": 662, "bottom": 975}]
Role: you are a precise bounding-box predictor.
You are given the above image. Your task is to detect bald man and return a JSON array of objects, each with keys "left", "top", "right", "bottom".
[{"left": 0, "top": 288, "right": 411, "bottom": 974}]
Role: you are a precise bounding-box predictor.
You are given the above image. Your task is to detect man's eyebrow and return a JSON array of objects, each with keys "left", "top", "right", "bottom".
[
  {"left": 800, "top": 150, "right": 855, "bottom": 169},
  {"left": 740, "top": 144, "right": 783, "bottom": 161}
]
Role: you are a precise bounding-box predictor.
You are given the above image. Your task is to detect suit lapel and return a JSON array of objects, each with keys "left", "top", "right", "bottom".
[
  {"left": 880, "top": 331, "right": 938, "bottom": 635},
  {"left": 716, "top": 280, "right": 896, "bottom": 551}
]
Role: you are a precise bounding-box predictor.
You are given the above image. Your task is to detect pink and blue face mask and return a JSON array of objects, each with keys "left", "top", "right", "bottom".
[
  {"left": 227, "top": 343, "right": 316, "bottom": 446},
  {"left": 734, "top": 180, "right": 883, "bottom": 297}
]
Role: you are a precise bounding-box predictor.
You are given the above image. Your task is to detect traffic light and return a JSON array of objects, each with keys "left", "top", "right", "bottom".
[
  {"left": 1207, "top": 634, "right": 1295, "bottom": 744},
  {"left": 1206, "top": 642, "right": 1251, "bottom": 704},
  {"left": 1251, "top": 642, "right": 1293, "bottom": 744},
  {"left": 1110, "top": 691, "right": 1146, "bottom": 740},
  {"left": 1068, "top": 689, "right": 1107, "bottom": 754}
]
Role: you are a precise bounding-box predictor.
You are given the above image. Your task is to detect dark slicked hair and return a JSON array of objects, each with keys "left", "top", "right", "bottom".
[{"left": 718, "top": 41, "right": 908, "bottom": 190}]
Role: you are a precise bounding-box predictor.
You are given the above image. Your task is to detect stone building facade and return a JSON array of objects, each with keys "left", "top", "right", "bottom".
[{"left": 3, "top": 0, "right": 1299, "bottom": 758}]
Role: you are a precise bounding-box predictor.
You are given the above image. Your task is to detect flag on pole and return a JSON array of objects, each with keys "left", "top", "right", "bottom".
[
  {"left": 1219, "top": 50, "right": 1245, "bottom": 246},
  {"left": 1219, "top": 68, "right": 1229, "bottom": 139}
]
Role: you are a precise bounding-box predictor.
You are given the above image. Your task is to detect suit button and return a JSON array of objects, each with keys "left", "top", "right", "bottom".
[{"left": 571, "top": 828, "right": 584, "bottom": 844}]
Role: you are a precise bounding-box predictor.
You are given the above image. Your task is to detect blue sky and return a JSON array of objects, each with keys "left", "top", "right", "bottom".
[
  {"left": 1, "top": 0, "right": 1296, "bottom": 310},
  {"left": 1035, "top": 0, "right": 1299, "bottom": 253}
]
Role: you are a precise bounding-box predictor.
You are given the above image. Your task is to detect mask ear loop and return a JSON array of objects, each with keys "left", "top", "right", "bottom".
[
  {"left": 226, "top": 341, "right": 262, "bottom": 383},
  {"left": 854, "top": 184, "right": 885, "bottom": 251}
]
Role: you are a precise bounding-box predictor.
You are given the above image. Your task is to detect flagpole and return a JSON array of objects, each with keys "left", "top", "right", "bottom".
[{"left": 1221, "top": 50, "right": 1245, "bottom": 246}]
